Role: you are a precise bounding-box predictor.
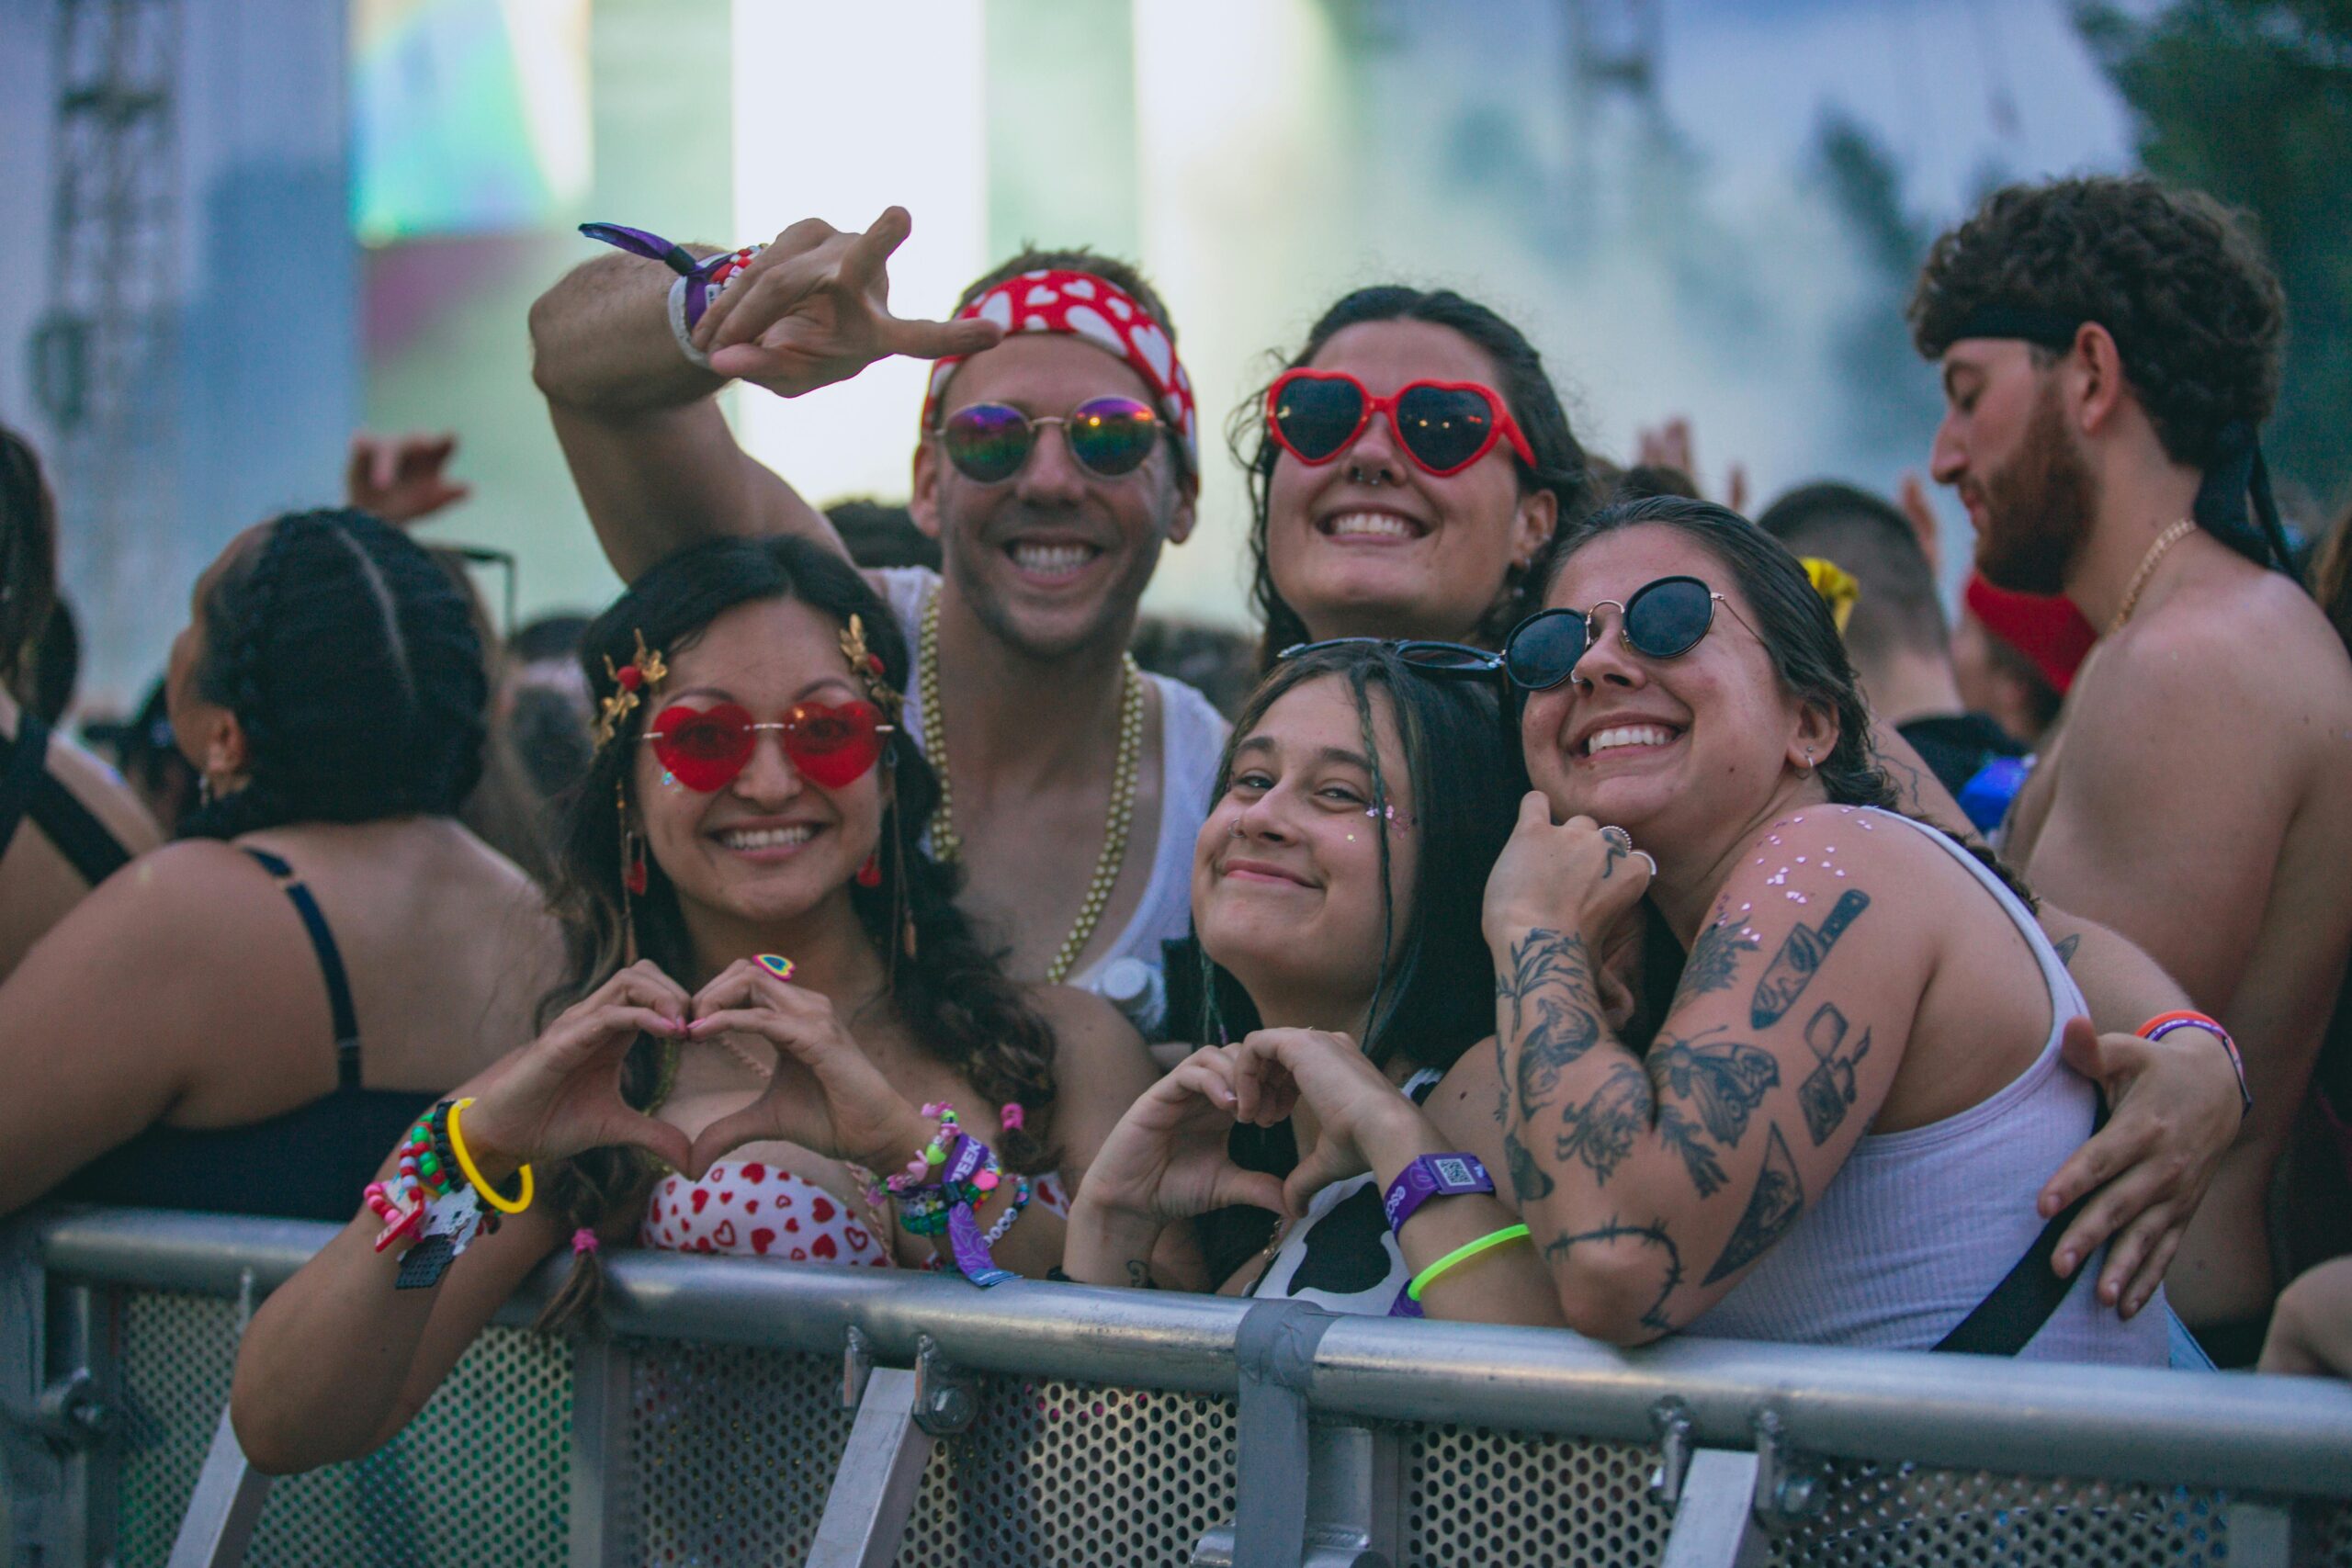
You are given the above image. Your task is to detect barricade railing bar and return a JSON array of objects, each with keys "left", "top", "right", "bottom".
[{"left": 7, "top": 1205, "right": 2352, "bottom": 1568}]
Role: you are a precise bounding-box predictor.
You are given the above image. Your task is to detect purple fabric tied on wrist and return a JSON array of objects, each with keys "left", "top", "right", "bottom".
[
  {"left": 579, "top": 220, "right": 765, "bottom": 368},
  {"left": 937, "top": 1132, "right": 1016, "bottom": 1287}
]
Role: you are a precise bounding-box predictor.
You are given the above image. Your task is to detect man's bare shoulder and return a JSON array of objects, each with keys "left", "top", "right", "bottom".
[{"left": 2085, "top": 570, "right": 2352, "bottom": 739}]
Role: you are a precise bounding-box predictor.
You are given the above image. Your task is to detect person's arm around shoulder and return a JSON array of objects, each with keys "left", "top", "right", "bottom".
[
  {"left": 1485, "top": 802, "right": 1934, "bottom": 1343},
  {"left": 0, "top": 840, "right": 293, "bottom": 1214},
  {"left": 529, "top": 208, "right": 1000, "bottom": 581}
]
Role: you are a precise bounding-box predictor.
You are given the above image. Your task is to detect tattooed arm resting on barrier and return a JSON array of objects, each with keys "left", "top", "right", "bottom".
[{"left": 1481, "top": 796, "right": 2008, "bottom": 1343}]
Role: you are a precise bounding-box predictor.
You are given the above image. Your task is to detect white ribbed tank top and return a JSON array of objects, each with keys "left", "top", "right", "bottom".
[{"left": 1690, "top": 809, "right": 2168, "bottom": 1364}]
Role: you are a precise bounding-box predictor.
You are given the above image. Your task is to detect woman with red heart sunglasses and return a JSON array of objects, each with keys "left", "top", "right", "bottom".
[
  {"left": 1239, "top": 285, "right": 1599, "bottom": 669},
  {"left": 233, "top": 536, "right": 1163, "bottom": 1475}
]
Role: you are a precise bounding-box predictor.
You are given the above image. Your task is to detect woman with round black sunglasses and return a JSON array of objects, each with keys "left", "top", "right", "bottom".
[
  {"left": 1462, "top": 495, "right": 2238, "bottom": 1361},
  {"left": 1235, "top": 286, "right": 1596, "bottom": 671}
]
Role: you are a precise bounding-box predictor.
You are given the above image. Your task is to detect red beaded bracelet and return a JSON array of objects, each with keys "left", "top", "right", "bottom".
[{"left": 2137, "top": 1010, "right": 2252, "bottom": 1121}]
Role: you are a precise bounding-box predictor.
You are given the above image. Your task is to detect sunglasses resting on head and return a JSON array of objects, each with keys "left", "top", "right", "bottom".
[{"left": 1278, "top": 578, "right": 1751, "bottom": 693}]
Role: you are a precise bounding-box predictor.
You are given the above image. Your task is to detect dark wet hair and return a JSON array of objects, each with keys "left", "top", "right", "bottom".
[
  {"left": 183, "top": 509, "right": 487, "bottom": 840},
  {"left": 1909, "top": 176, "right": 2283, "bottom": 475},
  {"left": 1234, "top": 287, "right": 1595, "bottom": 669},
  {"left": 1, "top": 426, "right": 57, "bottom": 692},
  {"left": 535, "top": 536, "right": 1059, "bottom": 1330},
  {"left": 1543, "top": 497, "right": 1895, "bottom": 812},
  {"left": 1170, "top": 642, "right": 1527, "bottom": 1073}
]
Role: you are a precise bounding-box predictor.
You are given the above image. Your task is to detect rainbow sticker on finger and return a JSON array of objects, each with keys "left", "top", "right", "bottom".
[{"left": 756, "top": 953, "right": 796, "bottom": 982}]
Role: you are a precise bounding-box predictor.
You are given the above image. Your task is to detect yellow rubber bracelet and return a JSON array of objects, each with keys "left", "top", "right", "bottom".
[
  {"left": 446, "top": 1097, "right": 535, "bottom": 1215},
  {"left": 1406, "top": 1223, "right": 1531, "bottom": 1303}
]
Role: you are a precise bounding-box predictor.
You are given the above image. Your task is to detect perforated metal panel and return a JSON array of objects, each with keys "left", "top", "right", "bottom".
[
  {"left": 1407, "top": 1424, "right": 1675, "bottom": 1566},
  {"left": 628, "top": 1344, "right": 1237, "bottom": 1567},
  {"left": 111, "top": 1287, "right": 569, "bottom": 1568},
  {"left": 1770, "top": 1458, "right": 2230, "bottom": 1566},
  {"left": 629, "top": 1340, "right": 858, "bottom": 1564},
  {"left": 2323, "top": 1498, "right": 2352, "bottom": 1567},
  {"left": 897, "top": 1378, "right": 1237, "bottom": 1567}
]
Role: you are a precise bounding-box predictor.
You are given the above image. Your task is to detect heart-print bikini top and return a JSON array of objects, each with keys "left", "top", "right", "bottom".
[{"left": 640, "top": 1160, "right": 1071, "bottom": 1266}]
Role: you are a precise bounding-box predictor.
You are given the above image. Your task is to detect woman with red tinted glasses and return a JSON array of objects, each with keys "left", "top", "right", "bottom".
[
  {"left": 234, "top": 536, "right": 1163, "bottom": 1482},
  {"left": 1240, "top": 286, "right": 1597, "bottom": 669}
]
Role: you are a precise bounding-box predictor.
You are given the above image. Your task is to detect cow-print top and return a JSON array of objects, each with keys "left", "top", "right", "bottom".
[{"left": 1244, "top": 1069, "right": 1443, "bottom": 1315}]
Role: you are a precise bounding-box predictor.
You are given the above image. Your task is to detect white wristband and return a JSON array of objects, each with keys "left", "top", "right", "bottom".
[{"left": 667, "top": 274, "right": 715, "bottom": 372}]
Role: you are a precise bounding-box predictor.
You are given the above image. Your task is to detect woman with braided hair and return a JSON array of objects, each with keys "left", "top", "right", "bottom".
[
  {"left": 0, "top": 508, "right": 559, "bottom": 1217},
  {"left": 231, "top": 535, "right": 1158, "bottom": 1475}
]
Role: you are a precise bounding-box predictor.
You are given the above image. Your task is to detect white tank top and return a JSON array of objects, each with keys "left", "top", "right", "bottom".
[
  {"left": 1691, "top": 809, "right": 2167, "bottom": 1364},
  {"left": 875, "top": 569, "right": 1227, "bottom": 1013}
]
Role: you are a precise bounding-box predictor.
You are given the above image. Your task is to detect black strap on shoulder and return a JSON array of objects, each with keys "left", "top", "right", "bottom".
[
  {"left": 0, "top": 709, "right": 46, "bottom": 864},
  {"left": 243, "top": 847, "right": 363, "bottom": 1089},
  {"left": 0, "top": 712, "right": 132, "bottom": 886},
  {"left": 1933, "top": 1098, "right": 2109, "bottom": 1356}
]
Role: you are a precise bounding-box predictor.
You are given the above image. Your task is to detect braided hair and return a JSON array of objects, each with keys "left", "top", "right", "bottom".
[
  {"left": 535, "top": 536, "right": 1061, "bottom": 1331},
  {"left": 0, "top": 426, "right": 58, "bottom": 693},
  {"left": 182, "top": 509, "right": 487, "bottom": 840}
]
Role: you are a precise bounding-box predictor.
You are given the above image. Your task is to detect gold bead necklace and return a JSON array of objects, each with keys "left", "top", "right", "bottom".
[
  {"left": 918, "top": 592, "right": 1145, "bottom": 985},
  {"left": 2109, "top": 517, "right": 2196, "bottom": 634}
]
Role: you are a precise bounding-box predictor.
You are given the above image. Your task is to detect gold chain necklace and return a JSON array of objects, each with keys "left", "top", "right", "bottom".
[
  {"left": 918, "top": 592, "right": 1145, "bottom": 984},
  {"left": 2109, "top": 517, "right": 2196, "bottom": 634}
]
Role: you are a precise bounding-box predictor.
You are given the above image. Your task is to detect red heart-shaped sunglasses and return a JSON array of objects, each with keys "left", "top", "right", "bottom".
[
  {"left": 1264, "top": 368, "right": 1535, "bottom": 478},
  {"left": 643, "top": 701, "right": 892, "bottom": 793}
]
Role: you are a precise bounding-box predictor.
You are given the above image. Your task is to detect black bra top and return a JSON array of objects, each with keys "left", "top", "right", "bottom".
[
  {"left": 0, "top": 709, "right": 135, "bottom": 886},
  {"left": 53, "top": 846, "right": 434, "bottom": 1222}
]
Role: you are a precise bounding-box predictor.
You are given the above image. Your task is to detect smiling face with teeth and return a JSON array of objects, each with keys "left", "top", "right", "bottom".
[
  {"left": 632, "top": 598, "right": 886, "bottom": 941},
  {"left": 1191, "top": 674, "right": 1419, "bottom": 1030},
  {"left": 913, "top": 335, "right": 1194, "bottom": 662},
  {"left": 1264, "top": 320, "right": 1555, "bottom": 646},
  {"left": 1521, "top": 524, "right": 1839, "bottom": 863}
]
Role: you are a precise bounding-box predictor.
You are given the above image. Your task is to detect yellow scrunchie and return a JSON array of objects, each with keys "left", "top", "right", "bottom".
[{"left": 1801, "top": 557, "right": 1860, "bottom": 635}]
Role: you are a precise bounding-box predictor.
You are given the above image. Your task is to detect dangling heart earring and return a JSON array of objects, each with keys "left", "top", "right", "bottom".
[
  {"left": 617, "top": 779, "right": 648, "bottom": 896},
  {"left": 855, "top": 852, "right": 882, "bottom": 888}
]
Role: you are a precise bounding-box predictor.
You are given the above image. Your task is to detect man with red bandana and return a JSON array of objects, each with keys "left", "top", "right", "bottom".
[
  {"left": 1911, "top": 175, "right": 2352, "bottom": 1364},
  {"left": 528, "top": 209, "right": 1225, "bottom": 1017}
]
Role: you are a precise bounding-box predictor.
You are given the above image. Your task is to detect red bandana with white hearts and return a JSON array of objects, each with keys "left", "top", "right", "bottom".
[{"left": 920, "top": 268, "right": 1198, "bottom": 495}]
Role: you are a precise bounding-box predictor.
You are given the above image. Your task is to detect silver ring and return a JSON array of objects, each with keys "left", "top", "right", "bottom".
[{"left": 1599, "top": 825, "right": 1634, "bottom": 852}]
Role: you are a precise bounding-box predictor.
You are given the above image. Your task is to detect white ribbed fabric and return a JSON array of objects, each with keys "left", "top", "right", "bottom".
[
  {"left": 875, "top": 567, "right": 1226, "bottom": 999},
  {"left": 1691, "top": 808, "right": 2167, "bottom": 1365}
]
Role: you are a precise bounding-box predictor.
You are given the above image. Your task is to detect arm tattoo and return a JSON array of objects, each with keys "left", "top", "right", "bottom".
[
  {"left": 2052, "top": 933, "right": 2080, "bottom": 969},
  {"left": 1701, "top": 1123, "right": 1805, "bottom": 1284},
  {"left": 1496, "top": 931, "right": 1589, "bottom": 1043},
  {"left": 1503, "top": 1127, "right": 1555, "bottom": 1201},
  {"left": 1670, "top": 918, "right": 1759, "bottom": 1014},
  {"left": 1517, "top": 993, "right": 1602, "bottom": 1121},
  {"left": 1541, "top": 1216, "right": 1685, "bottom": 1333},
  {"left": 1647, "top": 1028, "right": 1781, "bottom": 1147},
  {"left": 1656, "top": 1102, "right": 1729, "bottom": 1197},
  {"left": 1750, "top": 890, "right": 1871, "bottom": 1027},
  {"left": 1795, "top": 1003, "right": 1873, "bottom": 1146},
  {"left": 1496, "top": 927, "right": 1590, "bottom": 1038},
  {"left": 1125, "top": 1258, "right": 1159, "bottom": 1292},
  {"left": 1553, "top": 1061, "right": 1653, "bottom": 1185}
]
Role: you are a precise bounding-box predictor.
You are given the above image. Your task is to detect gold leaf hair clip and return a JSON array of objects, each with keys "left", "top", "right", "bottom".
[
  {"left": 838, "top": 614, "right": 902, "bottom": 721},
  {"left": 594, "top": 629, "right": 669, "bottom": 749}
]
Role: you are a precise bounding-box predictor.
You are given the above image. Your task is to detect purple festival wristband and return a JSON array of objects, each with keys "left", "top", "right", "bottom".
[{"left": 1383, "top": 1153, "right": 1495, "bottom": 1236}]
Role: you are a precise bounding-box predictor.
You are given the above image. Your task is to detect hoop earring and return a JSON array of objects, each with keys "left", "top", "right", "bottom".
[{"left": 1798, "top": 747, "right": 1816, "bottom": 780}]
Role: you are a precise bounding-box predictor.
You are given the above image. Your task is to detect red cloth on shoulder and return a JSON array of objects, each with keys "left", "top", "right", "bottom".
[{"left": 1963, "top": 573, "right": 2097, "bottom": 694}]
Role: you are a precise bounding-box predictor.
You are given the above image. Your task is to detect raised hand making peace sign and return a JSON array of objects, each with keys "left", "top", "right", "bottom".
[{"left": 692, "top": 207, "right": 1004, "bottom": 398}]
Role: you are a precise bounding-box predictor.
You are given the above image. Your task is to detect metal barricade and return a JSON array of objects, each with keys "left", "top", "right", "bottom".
[{"left": 6, "top": 1207, "right": 2352, "bottom": 1568}]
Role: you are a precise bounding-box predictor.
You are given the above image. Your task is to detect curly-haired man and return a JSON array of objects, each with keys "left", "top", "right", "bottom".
[{"left": 1912, "top": 175, "right": 2352, "bottom": 1365}]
